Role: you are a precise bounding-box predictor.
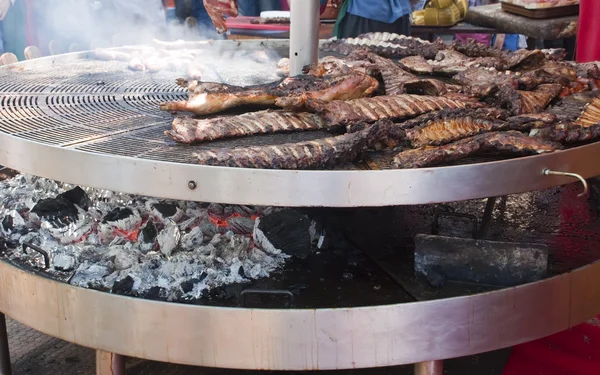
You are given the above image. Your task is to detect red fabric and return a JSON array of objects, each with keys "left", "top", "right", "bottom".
[
  {"left": 503, "top": 186, "right": 600, "bottom": 375},
  {"left": 503, "top": 320, "right": 600, "bottom": 375},
  {"left": 577, "top": 0, "right": 600, "bottom": 62}
]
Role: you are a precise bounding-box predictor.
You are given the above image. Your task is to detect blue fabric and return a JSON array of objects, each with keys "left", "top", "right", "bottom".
[
  {"left": 0, "top": 24, "right": 4, "bottom": 54},
  {"left": 492, "top": 34, "right": 519, "bottom": 51},
  {"left": 347, "top": 0, "right": 411, "bottom": 24}
]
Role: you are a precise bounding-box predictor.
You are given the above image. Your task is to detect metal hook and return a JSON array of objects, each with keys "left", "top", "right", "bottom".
[{"left": 543, "top": 169, "right": 589, "bottom": 198}]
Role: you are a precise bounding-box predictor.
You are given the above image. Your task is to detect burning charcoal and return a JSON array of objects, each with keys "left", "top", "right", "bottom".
[
  {"left": 226, "top": 216, "right": 256, "bottom": 235},
  {"left": 2, "top": 216, "right": 13, "bottom": 232},
  {"left": 211, "top": 232, "right": 251, "bottom": 263},
  {"left": 57, "top": 187, "right": 91, "bottom": 211},
  {"left": 253, "top": 210, "right": 313, "bottom": 259},
  {"left": 237, "top": 266, "right": 246, "bottom": 278},
  {"left": 0, "top": 237, "right": 18, "bottom": 252},
  {"left": 207, "top": 203, "right": 224, "bottom": 216},
  {"left": 145, "top": 286, "right": 166, "bottom": 301},
  {"left": 179, "top": 217, "right": 200, "bottom": 233},
  {"left": 157, "top": 221, "right": 181, "bottom": 257},
  {"left": 112, "top": 276, "right": 134, "bottom": 295},
  {"left": 70, "top": 263, "right": 112, "bottom": 288},
  {"left": 198, "top": 220, "right": 218, "bottom": 239},
  {"left": 98, "top": 208, "right": 142, "bottom": 243},
  {"left": 180, "top": 227, "right": 204, "bottom": 251},
  {"left": 138, "top": 220, "right": 158, "bottom": 253},
  {"left": 53, "top": 253, "right": 76, "bottom": 272},
  {"left": 426, "top": 266, "right": 446, "bottom": 288},
  {"left": 151, "top": 203, "right": 184, "bottom": 223},
  {"left": 31, "top": 196, "right": 79, "bottom": 226}
]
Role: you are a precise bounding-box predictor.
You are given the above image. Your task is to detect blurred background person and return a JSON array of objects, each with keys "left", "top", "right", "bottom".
[{"left": 333, "top": 0, "right": 411, "bottom": 39}]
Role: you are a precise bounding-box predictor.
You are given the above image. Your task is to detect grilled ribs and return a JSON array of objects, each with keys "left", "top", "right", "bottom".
[
  {"left": 399, "top": 50, "right": 498, "bottom": 76},
  {"left": 166, "top": 110, "right": 327, "bottom": 144},
  {"left": 193, "top": 119, "right": 393, "bottom": 169},
  {"left": 531, "top": 123, "right": 600, "bottom": 144},
  {"left": 403, "top": 108, "right": 509, "bottom": 147},
  {"left": 160, "top": 72, "right": 379, "bottom": 115},
  {"left": 451, "top": 40, "right": 545, "bottom": 70},
  {"left": 494, "top": 83, "right": 563, "bottom": 115},
  {"left": 306, "top": 94, "right": 478, "bottom": 126},
  {"left": 392, "top": 131, "right": 559, "bottom": 169},
  {"left": 345, "top": 50, "right": 417, "bottom": 95},
  {"left": 403, "top": 79, "right": 461, "bottom": 96},
  {"left": 545, "top": 91, "right": 600, "bottom": 123},
  {"left": 321, "top": 34, "right": 444, "bottom": 59},
  {"left": 203, "top": 0, "right": 238, "bottom": 34},
  {"left": 574, "top": 97, "right": 600, "bottom": 126}
]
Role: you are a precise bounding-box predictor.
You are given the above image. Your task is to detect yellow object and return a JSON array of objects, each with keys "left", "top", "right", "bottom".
[
  {"left": 455, "top": 0, "right": 469, "bottom": 17},
  {"left": 412, "top": 0, "right": 468, "bottom": 26},
  {"left": 429, "top": 0, "right": 454, "bottom": 8}
]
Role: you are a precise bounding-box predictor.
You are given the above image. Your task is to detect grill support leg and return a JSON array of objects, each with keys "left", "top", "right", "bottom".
[
  {"left": 0, "top": 314, "right": 11, "bottom": 375},
  {"left": 414, "top": 360, "right": 443, "bottom": 375},
  {"left": 96, "top": 351, "right": 125, "bottom": 375}
]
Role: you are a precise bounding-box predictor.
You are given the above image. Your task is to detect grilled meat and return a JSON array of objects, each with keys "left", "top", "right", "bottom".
[
  {"left": 166, "top": 110, "right": 327, "bottom": 144},
  {"left": 193, "top": 119, "right": 393, "bottom": 169},
  {"left": 403, "top": 79, "right": 460, "bottom": 96},
  {"left": 203, "top": 0, "right": 238, "bottom": 33},
  {"left": 160, "top": 72, "right": 379, "bottom": 115},
  {"left": 321, "top": 34, "right": 444, "bottom": 59},
  {"left": 404, "top": 109, "right": 509, "bottom": 147},
  {"left": 519, "top": 61, "right": 577, "bottom": 86},
  {"left": 306, "top": 95, "right": 478, "bottom": 126},
  {"left": 399, "top": 50, "right": 498, "bottom": 76},
  {"left": 546, "top": 90, "right": 600, "bottom": 122},
  {"left": 391, "top": 131, "right": 559, "bottom": 169},
  {"left": 451, "top": 40, "right": 545, "bottom": 70},
  {"left": 531, "top": 122, "right": 600, "bottom": 144},
  {"left": 494, "top": 83, "right": 563, "bottom": 115},
  {"left": 506, "top": 113, "right": 558, "bottom": 130},
  {"left": 541, "top": 48, "right": 567, "bottom": 62},
  {"left": 345, "top": 50, "right": 417, "bottom": 95},
  {"left": 574, "top": 97, "right": 600, "bottom": 126},
  {"left": 572, "top": 62, "right": 600, "bottom": 80}
]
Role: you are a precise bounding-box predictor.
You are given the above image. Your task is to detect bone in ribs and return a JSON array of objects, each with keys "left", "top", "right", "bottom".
[
  {"left": 493, "top": 83, "right": 563, "bottom": 115},
  {"left": 451, "top": 40, "right": 545, "bottom": 70},
  {"left": 160, "top": 72, "right": 379, "bottom": 116},
  {"left": 392, "top": 131, "right": 559, "bottom": 169},
  {"left": 403, "top": 108, "right": 510, "bottom": 147},
  {"left": 399, "top": 50, "right": 499, "bottom": 76},
  {"left": 203, "top": 0, "right": 238, "bottom": 34},
  {"left": 321, "top": 33, "right": 445, "bottom": 59},
  {"left": 193, "top": 119, "right": 393, "bottom": 169},
  {"left": 166, "top": 110, "right": 327, "bottom": 144},
  {"left": 545, "top": 91, "right": 600, "bottom": 123},
  {"left": 306, "top": 95, "right": 478, "bottom": 127},
  {"left": 531, "top": 123, "right": 600, "bottom": 144}
]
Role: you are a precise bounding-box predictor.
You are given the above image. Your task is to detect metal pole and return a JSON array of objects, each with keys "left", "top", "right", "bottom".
[
  {"left": 414, "top": 360, "right": 443, "bottom": 375},
  {"left": 289, "top": 0, "right": 320, "bottom": 76},
  {"left": 0, "top": 314, "right": 11, "bottom": 375},
  {"left": 96, "top": 351, "right": 125, "bottom": 375}
]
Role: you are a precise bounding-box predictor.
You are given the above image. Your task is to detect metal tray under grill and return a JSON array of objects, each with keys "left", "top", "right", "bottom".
[{"left": 0, "top": 39, "right": 599, "bottom": 207}]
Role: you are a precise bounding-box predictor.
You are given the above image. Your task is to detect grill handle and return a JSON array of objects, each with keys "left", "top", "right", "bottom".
[
  {"left": 22, "top": 242, "right": 50, "bottom": 270},
  {"left": 543, "top": 169, "right": 589, "bottom": 198},
  {"left": 240, "top": 288, "right": 295, "bottom": 308}
]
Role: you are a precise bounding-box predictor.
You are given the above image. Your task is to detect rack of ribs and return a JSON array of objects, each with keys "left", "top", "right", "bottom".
[
  {"left": 203, "top": 0, "right": 238, "bottom": 34},
  {"left": 160, "top": 72, "right": 379, "bottom": 116},
  {"left": 166, "top": 110, "right": 327, "bottom": 144},
  {"left": 391, "top": 131, "right": 559, "bottom": 169},
  {"left": 451, "top": 40, "right": 545, "bottom": 70},
  {"left": 545, "top": 91, "right": 600, "bottom": 122},
  {"left": 321, "top": 34, "right": 444, "bottom": 59},
  {"left": 494, "top": 83, "right": 563, "bottom": 115},
  {"left": 344, "top": 50, "right": 418, "bottom": 95},
  {"left": 530, "top": 123, "right": 600, "bottom": 144},
  {"left": 402, "top": 108, "right": 509, "bottom": 147},
  {"left": 193, "top": 119, "right": 393, "bottom": 169},
  {"left": 305, "top": 94, "right": 479, "bottom": 126},
  {"left": 399, "top": 50, "right": 498, "bottom": 76}
]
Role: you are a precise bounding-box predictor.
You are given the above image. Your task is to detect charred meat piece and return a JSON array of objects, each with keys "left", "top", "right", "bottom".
[
  {"left": 193, "top": 119, "right": 393, "bottom": 170},
  {"left": 519, "top": 61, "right": 577, "bottom": 86},
  {"left": 403, "top": 79, "right": 460, "bottom": 96},
  {"left": 541, "top": 48, "right": 567, "bottom": 62},
  {"left": 166, "top": 110, "right": 327, "bottom": 144},
  {"left": 545, "top": 90, "right": 600, "bottom": 122},
  {"left": 506, "top": 113, "right": 558, "bottom": 130},
  {"left": 306, "top": 95, "right": 478, "bottom": 126},
  {"left": 572, "top": 62, "right": 600, "bottom": 80},
  {"left": 321, "top": 34, "right": 444, "bottom": 59},
  {"left": 399, "top": 50, "right": 498, "bottom": 76},
  {"left": 203, "top": 0, "right": 239, "bottom": 34},
  {"left": 574, "top": 97, "right": 600, "bottom": 126},
  {"left": 273, "top": 72, "right": 379, "bottom": 109},
  {"left": 531, "top": 122, "right": 600, "bottom": 144},
  {"left": 392, "top": 131, "right": 559, "bottom": 169},
  {"left": 160, "top": 72, "right": 379, "bottom": 115},
  {"left": 453, "top": 67, "right": 552, "bottom": 98},
  {"left": 451, "top": 40, "right": 545, "bottom": 70},
  {"left": 345, "top": 50, "right": 417, "bottom": 95},
  {"left": 390, "top": 107, "right": 509, "bottom": 130},
  {"left": 494, "top": 84, "right": 563, "bottom": 115},
  {"left": 403, "top": 108, "right": 510, "bottom": 147}
]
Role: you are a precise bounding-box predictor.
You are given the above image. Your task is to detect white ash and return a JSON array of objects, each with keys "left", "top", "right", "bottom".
[{"left": 0, "top": 174, "right": 288, "bottom": 300}]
